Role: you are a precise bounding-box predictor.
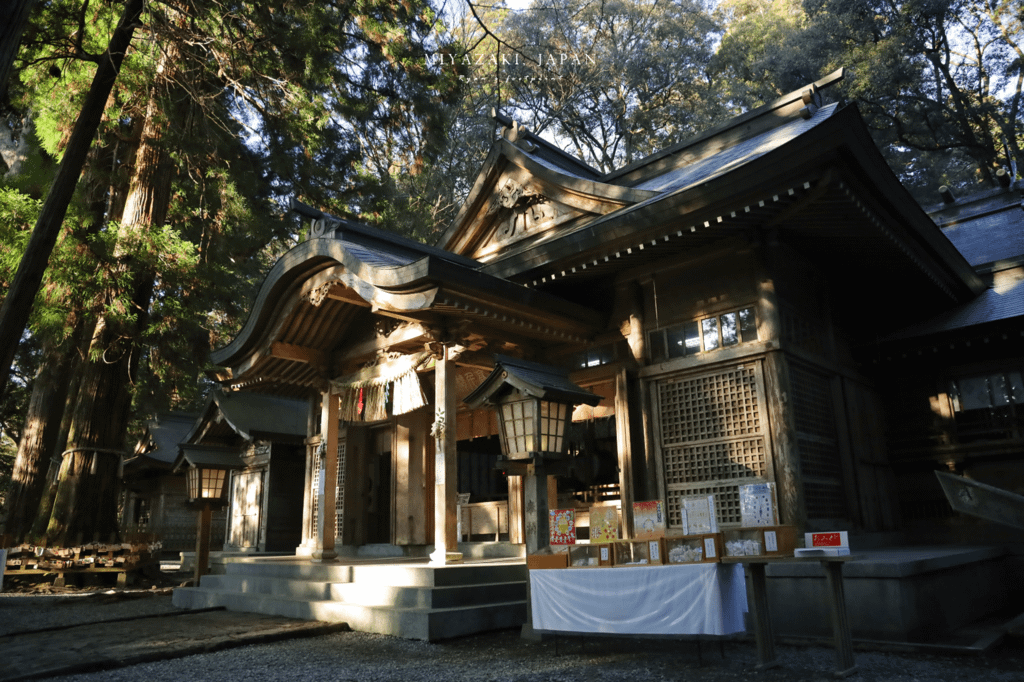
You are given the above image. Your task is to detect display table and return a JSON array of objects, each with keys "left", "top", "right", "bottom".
[
  {"left": 722, "top": 556, "right": 856, "bottom": 678},
  {"left": 530, "top": 563, "right": 747, "bottom": 636}
]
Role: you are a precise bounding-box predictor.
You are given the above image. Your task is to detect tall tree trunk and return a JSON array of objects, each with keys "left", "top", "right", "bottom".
[
  {"left": 44, "top": 45, "right": 177, "bottom": 546},
  {"left": 0, "top": 0, "right": 144, "bottom": 407},
  {"left": 0, "top": 318, "right": 86, "bottom": 542},
  {"left": 0, "top": 0, "right": 35, "bottom": 104}
]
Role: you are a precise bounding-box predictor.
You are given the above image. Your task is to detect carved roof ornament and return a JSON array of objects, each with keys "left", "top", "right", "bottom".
[
  {"left": 500, "top": 118, "right": 537, "bottom": 153},
  {"left": 306, "top": 282, "right": 333, "bottom": 307}
]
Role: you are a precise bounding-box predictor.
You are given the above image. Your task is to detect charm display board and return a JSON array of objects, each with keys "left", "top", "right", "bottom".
[
  {"left": 633, "top": 500, "right": 666, "bottom": 540},
  {"left": 681, "top": 494, "right": 718, "bottom": 535},
  {"left": 589, "top": 505, "right": 619, "bottom": 543},
  {"left": 739, "top": 483, "right": 778, "bottom": 527},
  {"left": 550, "top": 509, "right": 577, "bottom": 545}
]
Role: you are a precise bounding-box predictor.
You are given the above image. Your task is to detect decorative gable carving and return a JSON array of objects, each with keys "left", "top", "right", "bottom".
[{"left": 439, "top": 125, "right": 660, "bottom": 262}]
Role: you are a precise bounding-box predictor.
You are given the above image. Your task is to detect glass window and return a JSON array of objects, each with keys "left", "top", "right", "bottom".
[
  {"left": 702, "top": 317, "right": 719, "bottom": 351},
  {"left": 649, "top": 331, "right": 667, "bottom": 362},
  {"left": 721, "top": 312, "right": 738, "bottom": 346},
  {"left": 738, "top": 307, "right": 758, "bottom": 343}
]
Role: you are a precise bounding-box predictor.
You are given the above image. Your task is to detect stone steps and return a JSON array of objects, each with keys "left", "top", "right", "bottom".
[{"left": 172, "top": 555, "right": 528, "bottom": 641}]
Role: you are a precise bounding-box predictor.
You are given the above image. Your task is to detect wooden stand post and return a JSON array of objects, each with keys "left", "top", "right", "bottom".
[
  {"left": 523, "top": 459, "right": 549, "bottom": 555},
  {"left": 823, "top": 559, "right": 858, "bottom": 677},
  {"left": 194, "top": 501, "right": 212, "bottom": 586}
]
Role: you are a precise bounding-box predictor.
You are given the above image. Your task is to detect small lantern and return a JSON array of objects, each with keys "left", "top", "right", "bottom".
[
  {"left": 185, "top": 465, "right": 229, "bottom": 502},
  {"left": 465, "top": 355, "right": 600, "bottom": 460},
  {"left": 465, "top": 355, "right": 600, "bottom": 555},
  {"left": 173, "top": 446, "right": 242, "bottom": 584}
]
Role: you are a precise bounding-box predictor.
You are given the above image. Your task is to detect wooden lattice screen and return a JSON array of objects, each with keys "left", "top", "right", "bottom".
[
  {"left": 309, "top": 442, "right": 321, "bottom": 540},
  {"left": 335, "top": 440, "right": 346, "bottom": 539},
  {"left": 788, "top": 362, "right": 847, "bottom": 520},
  {"left": 655, "top": 362, "right": 772, "bottom": 528},
  {"left": 308, "top": 440, "right": 347, "bottom": 540}
]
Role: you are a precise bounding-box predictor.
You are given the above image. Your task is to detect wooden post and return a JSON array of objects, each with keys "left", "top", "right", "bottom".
[
  {"left": 746, "top": 560, "right": 780, "bottom": 671},
  {"left": 823, "top": 559, "right": 858, "bottom": 677},
  {"left": 193, "top": 501, "right": 212, "bottom": 586},
  {"left": 758, "top": 258, "right": 806, "bottom": 529},
  {"left": 430, "top": 346, "right": 462, "bottom": 564},
  {"left": 615, "top": 368, "right": 636, "bottom": 539},
  {"left": 523, "top": 459, "right": 550, "bottom": 555},
  {"left": 313, "top": 390, "right": 339, "bottom": 562}
]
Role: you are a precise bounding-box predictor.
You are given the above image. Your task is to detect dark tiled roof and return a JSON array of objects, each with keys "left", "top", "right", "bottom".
[
  {"left": 929, "top": 188, "right": 1024, "bottom": 267},
  {"left": 136, "top": 413, "right": 199, "bottom": 464},
  {"left": 885, "top": 266, "right": 1024, "bottom": 340},
  {"left": 211, "top": 389, "right": 307, "bottom": 440},
  {"left": 634, "top": 104, "right": 839, "bottom": 194},
  {"left": 464, "top": 354, "right": 601, "bottom": 408}
]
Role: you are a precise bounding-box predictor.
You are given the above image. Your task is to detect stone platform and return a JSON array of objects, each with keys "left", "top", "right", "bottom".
[
  {"left": 763, "top": 545, "right": 1024, "bottom": 643},
  {"left": 172, "top": 545, "right": 527, "bottom": 642}
]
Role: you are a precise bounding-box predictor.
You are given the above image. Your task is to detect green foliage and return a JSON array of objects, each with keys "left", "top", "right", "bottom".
[
  {"left": 712, "top": 0, "right": 1023, "bottom": 201},
  {"left": 483, "top": 0, "right": 728, "bottom": 172}
]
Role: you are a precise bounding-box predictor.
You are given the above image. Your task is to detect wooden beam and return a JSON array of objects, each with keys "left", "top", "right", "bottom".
[{"left": 270, "top": 342, "right": 329, "bottom": 367}]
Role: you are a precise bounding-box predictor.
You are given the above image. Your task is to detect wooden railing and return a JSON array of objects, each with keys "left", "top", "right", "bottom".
[{"left": 460, "top": 501, "right": 508, "bottom": 541}]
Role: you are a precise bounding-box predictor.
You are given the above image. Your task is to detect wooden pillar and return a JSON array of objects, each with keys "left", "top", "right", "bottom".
[
  {"left": 395, "top": 409, "right": 428, "bottom": 545},
  {"left": 300, "top": 395, "right": 318, "bottom": 549},
  {"left": 430, "top": 346, "right": 461, "bottom": 564},
  {"left": 313, "top": 390, "right": 339, "bottom": 562},
  {"left": 758, "top": 256, "right": 805, "bottom": 529},
  {"left": 615, "top": 368, "right": 637, "bottom": 539},
  {"left": 300, "top": 438, "right": 315, "bottom": 549},
  {"left": 523, "top": 459, "right": 549, "bottom": 554},
  {"left": 193, "top": 501, "right": 212, "bottom": 585}
]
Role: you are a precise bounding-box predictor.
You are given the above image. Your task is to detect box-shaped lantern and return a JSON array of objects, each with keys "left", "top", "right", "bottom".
[{"left": 464, "top": 355, "right": 601, "bottom": 460}]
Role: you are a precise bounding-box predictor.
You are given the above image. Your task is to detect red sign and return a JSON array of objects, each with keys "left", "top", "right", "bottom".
[{"left": 810, "top": 532, "right": 843, "bottom": 547}]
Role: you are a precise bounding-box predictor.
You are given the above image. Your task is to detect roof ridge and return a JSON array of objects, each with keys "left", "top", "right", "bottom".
[{"left": 601, "top": 68, "right": 845, "bottom": 185}]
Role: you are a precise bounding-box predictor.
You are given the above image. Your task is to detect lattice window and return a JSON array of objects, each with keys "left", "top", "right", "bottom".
[
  {"left": 663, "top": 439, "right": 767, "bottom": 485},
  {"left": 665, "top": 482, "right": 743, "bottom": 527},
  {"left": 656, "top": 363, "right": 770, "bottom": 529},
  {"left": 657, "top": 366, "right": 761, "bottom": 445}
]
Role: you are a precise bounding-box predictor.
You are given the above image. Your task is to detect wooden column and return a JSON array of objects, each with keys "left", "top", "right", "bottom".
[
  {"left": 430, "top": 346, "right": 462, "bottom": 564},
  {"left": 615, "top": 368, "right": 637, "bottom": 539},
  {"left": 300, "top": 395, "right": 318, "bottom": 549},
  {"left": 758, "top": 256, "right": 806, "bottom": 529},
  {"left": 395, "top": 409, "right": 429, "bottom": 545},
  {"left": 300, "top": 438, "right": 315, "bottom": 549},
  {"left": 312, "top": 390, "right": 339, "bottom": 562},
  {"left": 523, "top": 459, "right": 549, "bottom": 554}
]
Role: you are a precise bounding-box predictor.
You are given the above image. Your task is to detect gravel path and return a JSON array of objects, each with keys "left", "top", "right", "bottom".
[
  {"left": 43, "top": 627, "right": 1024, "bottom": 682},
  {"left": 3, "top": 588, "right": 1023, "bottom": 682}
]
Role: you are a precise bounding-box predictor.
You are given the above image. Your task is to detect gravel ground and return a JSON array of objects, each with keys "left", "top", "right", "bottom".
[
  {"left": 3, "top": 584, "right": 1024, "bottom": 682},
  {"left": 44, "top": 626, "right": 1024, "bottom": 682}
]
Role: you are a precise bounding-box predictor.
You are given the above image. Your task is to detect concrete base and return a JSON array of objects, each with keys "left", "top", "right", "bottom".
[
  {"left": 173, "top": 553, "right": 527, "bottom": 641},
  {"left": 763, "top": 546, "right": 1024, "bottom": 642}
]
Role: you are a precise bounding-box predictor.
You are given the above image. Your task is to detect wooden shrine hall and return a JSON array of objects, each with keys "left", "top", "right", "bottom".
[{"left": 175, "top": 68, "right": 1024, "bottom": 642}]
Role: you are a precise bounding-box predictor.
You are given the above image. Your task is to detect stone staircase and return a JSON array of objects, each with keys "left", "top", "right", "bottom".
[{"left": 172, "top": 553, "right": 528, "bottom": 641}]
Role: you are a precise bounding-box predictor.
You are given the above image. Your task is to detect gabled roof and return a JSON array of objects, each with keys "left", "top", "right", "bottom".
[
  {"left": 211, "top": 217, "right": 605, "bottom": 396},
  {"left": 183, "top": 389, "right": 307, "bottom": 445},
  {"left": 125, "top": 412, "right": 199, "bottom": 473},
  {"left": 437, "top": 134, "right": 658, "bottom": 262}
]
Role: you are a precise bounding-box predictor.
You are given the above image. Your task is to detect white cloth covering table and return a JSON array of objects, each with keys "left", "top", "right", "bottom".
[{"left": 530, "top": 562, "right": 747, "bottom": 636}]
